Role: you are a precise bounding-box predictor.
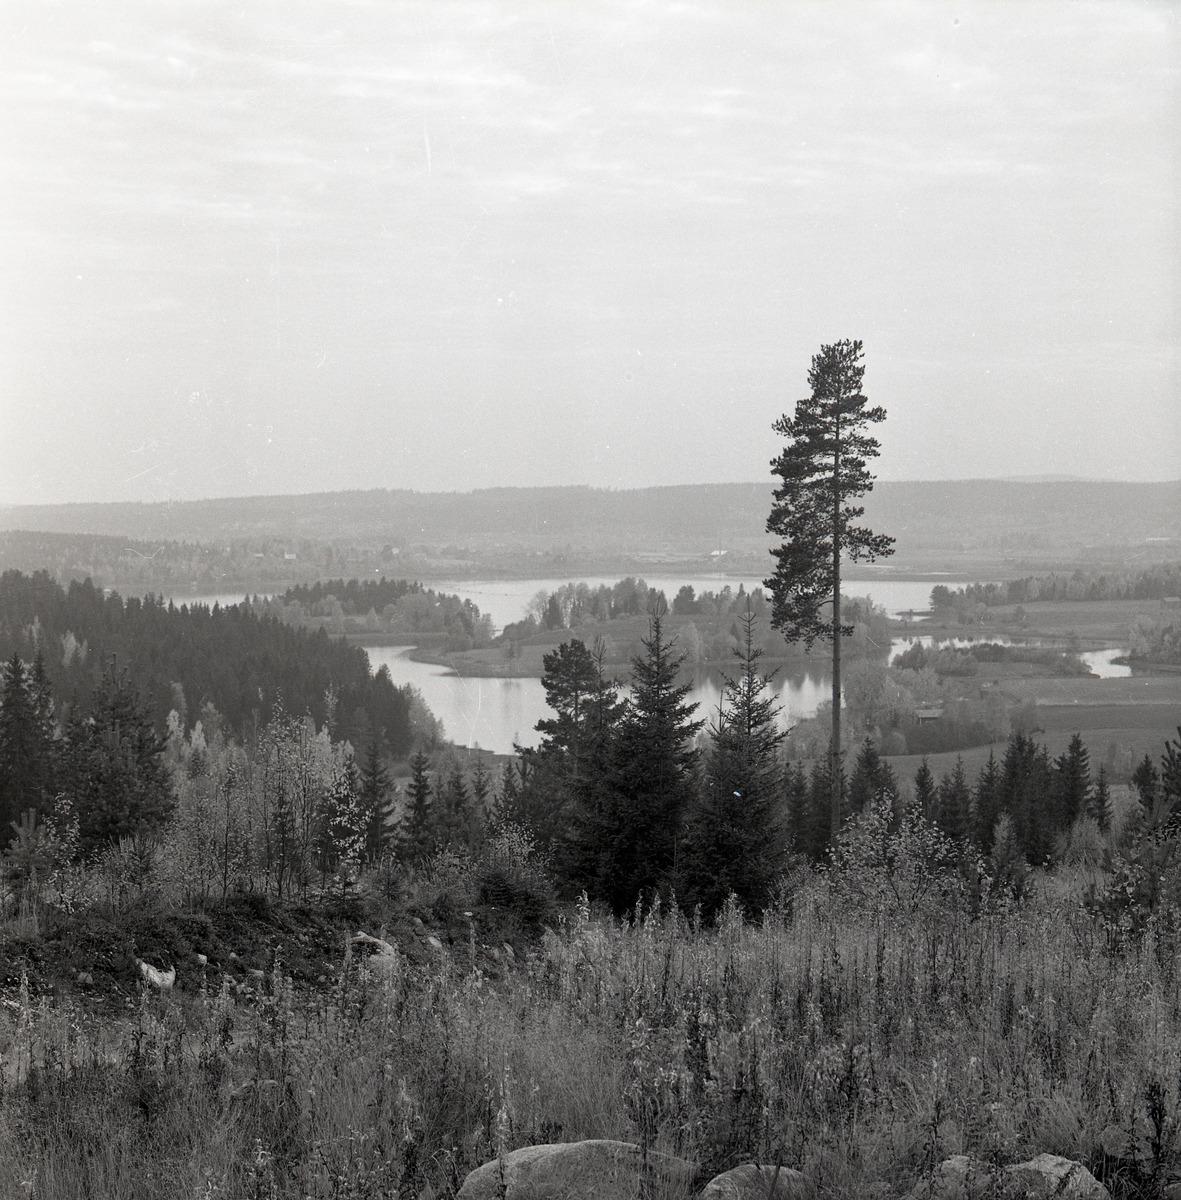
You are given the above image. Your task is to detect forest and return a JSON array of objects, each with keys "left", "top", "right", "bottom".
[{"left": 0, "top": 569, "right": 422, "bottom": 756}]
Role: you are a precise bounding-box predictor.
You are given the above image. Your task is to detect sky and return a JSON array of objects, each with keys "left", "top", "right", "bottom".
[{"left": 0, "top": 0, "right": 1177, "bottom": 506}]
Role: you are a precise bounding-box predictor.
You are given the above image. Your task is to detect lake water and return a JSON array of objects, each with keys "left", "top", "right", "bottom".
[
  {"left": 892, "top": 634, "right": 1131, "bottom": 680},
  {"left": 365, "top": 575, "right": 967, "bottom": 752},
  {"left": 161, "top": 577, "right": 1127, "bottom": 754},
  {"left": 364, "top": 644, "right": 833, "bottom": 753}
]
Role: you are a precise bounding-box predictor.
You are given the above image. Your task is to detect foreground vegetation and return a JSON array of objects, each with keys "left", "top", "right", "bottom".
[{"left": 5, "top": 850, "right": 1181, "bottom": 1199}]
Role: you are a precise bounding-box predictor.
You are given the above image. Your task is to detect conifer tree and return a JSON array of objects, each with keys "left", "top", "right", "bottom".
[
  {"left": 1054, "top": 732, "right": 1092, "bottom": 828},
  {"left": 0, "top": 652, "right": 39, "bottom": 833},
  {"left": 400, "top": 749, "right": 435, "bottom": 861},
  {"left": 441, "top": 760, "right": 474, "bottom": 848},
  {"left": 974, "top": 750, "right": 1003, "bottom": 851},
  {"left": 358, "top": 739, "right": 393, "bottom": 865},
  {"left": 847, "top": 740, "right": 897, "bottom": 816},
  {"left": 784, "top": 761, "right": 809, "bottom": 854},
  {"left": 470, "top": 756, "right": 492, "bottom": 814},
  {"left": 804, "top": 755, "right": 844, "bottom": 861},
  {"left": 912, "top": 758, "right": 937, "bottom": 821},
  {"left": 679, "top": 604, "right": 786, "bottom": 918},
  {"left": 1132, "top": 754, "right": 1160, "bottom": 812},
  {"left": 574, "top": 607, "right": 702, "bottom": 913},
  {"left": 936, "top": 757, "right": 971, "bottom": 842},
  {"left": 63, "top": 660, "right": 175, "bottom": 858},
  {"left": 1091, "top": 764, "right": 1112, "bottom": 833},
  {"left": 766, "top": 340, "right": 894, "bottom": 848}
]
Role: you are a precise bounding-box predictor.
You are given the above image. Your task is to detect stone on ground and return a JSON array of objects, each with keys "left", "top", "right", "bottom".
[
  {"left": 455, "top": 1139, "right": 699, "bottom": 1200},
  {"left": 907, "top": 1154, "right": 1109, "bottom": 1200},
  {"left": 698, "top": 1162, "right": 807, "bottom": 1199}
]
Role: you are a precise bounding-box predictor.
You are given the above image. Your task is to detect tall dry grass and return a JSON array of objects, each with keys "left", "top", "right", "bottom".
[{"left": 2, "top": 874, "right": 1179, "bottom": 1198}]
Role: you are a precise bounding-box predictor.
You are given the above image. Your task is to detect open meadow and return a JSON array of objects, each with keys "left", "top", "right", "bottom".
[{"left": 4, "top": 861, "right": 1181, "bottom": 1200}]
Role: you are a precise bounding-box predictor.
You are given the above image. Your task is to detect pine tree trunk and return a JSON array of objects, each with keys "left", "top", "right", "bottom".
[{"left": 831, "top": 432, "right": 842, "bottom": 850}]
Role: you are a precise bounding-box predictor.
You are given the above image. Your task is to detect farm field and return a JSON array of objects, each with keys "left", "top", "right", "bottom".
[{"left": 918, "top": 598, "right": 1166, "bottom": 646}]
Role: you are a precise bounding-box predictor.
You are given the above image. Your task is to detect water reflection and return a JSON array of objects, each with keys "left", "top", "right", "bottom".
[{"left": 363, "top": 645, "right": 833, "bottom": 754}]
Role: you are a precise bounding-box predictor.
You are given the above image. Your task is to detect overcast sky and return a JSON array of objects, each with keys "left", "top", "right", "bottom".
[{"left": 0, "top": 1, "right": 1176, "bottom": 506}]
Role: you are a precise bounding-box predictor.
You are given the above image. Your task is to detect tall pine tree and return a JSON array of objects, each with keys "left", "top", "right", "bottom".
[{"left": 766, "top": 340, "right": 894, "bottom": 848}]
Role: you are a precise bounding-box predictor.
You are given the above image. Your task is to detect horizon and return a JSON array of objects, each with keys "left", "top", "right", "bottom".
[{"left": 0, "top": 473, "right": 1180, "bottom": 514}]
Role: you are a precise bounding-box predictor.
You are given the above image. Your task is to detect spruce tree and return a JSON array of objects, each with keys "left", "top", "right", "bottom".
[
  {"left": 1053, "top": 733, "right": 1092, "bottom": 828},
  {"left": 1132, "top": 754, "right": 1160, "bottom": 812},
  {"left": 912, "top": 758, "right": 937, "bottom": 821},
  {"left": 1091, "top": 764, "right": 1112, "bottom": 833},
  {"left": 974, "top": 751, "right": 1003, "bottom": 851},
  {"left": 575, "top": 607, "right": 702, "bottom": 914},
  {"left": 0, "top": 652, "right": 39, "bottom": 833},
  {"left": 441, "top": 760, "right": 474, "bottom": 848},
  {"left": 400, "top": 749, "right": 435, "bottom": 861},
  {"left": 679, "top": 604, "right": 786, "bottom": 918},
  {"left": 804, "top": 755, "right": 845, "bottom": 862},
  {"left": 64, "top": 661, "right": 175, "bottom": 858},
  {"left": 784, "top": 761, "right": 809, "bottom": 854},
  {"left": 358, "top": 739, "right": 393, "bottom": 865},
  {"left": 847, "top": 740, "right": 897, "bottom": 816},
  {"left": 936, "top": 757, "right": 971, "bottom": 842},
  {"left": 470, "top": 756, "right": 492, "bottom": 814}
]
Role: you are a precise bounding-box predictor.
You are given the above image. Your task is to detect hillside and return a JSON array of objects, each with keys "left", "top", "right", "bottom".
[{"left": 0, "top": 480, "right": 1176, "bottom": 584}]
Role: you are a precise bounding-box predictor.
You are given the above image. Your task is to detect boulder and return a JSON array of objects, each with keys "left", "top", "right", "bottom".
[
  {"left": 1007, "top": 1155, "right": 1110, "bottom": 1200},
  {"left": 455, "top": 1139, "right": 699, "bottom": 1200},
  {"left": 350, "top": 926, "right": 400, "bottom": 974},
  {"left": 908, "top": 1154, "right": 1109, "bottom": 1200},
  {"left": 136, "top": 958, "right": 175, "bottom": 990},
  {"left": 699, "top": 1162, "right": 807, "bottom": 1199}
]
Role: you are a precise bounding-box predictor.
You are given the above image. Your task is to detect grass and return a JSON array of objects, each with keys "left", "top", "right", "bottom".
[{"left": 3, "top": 873, "right": 1181, "bottom": 1199}]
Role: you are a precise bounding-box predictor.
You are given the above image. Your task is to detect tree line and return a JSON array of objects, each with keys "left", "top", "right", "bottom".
[
  {"left": 933, "top": 562, "right": 1181, "bottom": 609},
  {"left": 0, "top": 571, "right": 423, "bottom": 820}
]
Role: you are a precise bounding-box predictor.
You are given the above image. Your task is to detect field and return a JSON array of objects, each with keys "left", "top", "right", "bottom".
[
  {"left": 915, "top": 599, "right": 1164, "bottom": 648},
  {"left": 3, "top": 865, "right": 1181, "bottom": 1200}
]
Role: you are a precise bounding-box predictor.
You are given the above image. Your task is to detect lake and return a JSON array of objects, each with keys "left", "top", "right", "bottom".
[
  {"left": 364, "top": 644, "right": 833, "bottom": 754},
  {"left": 362, "top": 575, "right": 970, "bottom": 753},
  {"left": 348, "top": 575, "right": 955, "bottom": 752}
]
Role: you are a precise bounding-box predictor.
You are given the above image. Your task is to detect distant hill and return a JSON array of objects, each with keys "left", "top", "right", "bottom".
[{"left": 0, "top": 480, "right": 1177, "bottom": 584}]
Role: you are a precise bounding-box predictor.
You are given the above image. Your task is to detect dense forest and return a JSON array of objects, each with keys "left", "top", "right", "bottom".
[
  {"left": 935, "top": 562, "right": 1181, "bottom": 608},
  {"left": 261, "top": 577, "right": 496, "bottom": 649},
  {"left": 0, "top": 570, "right": 420, "bottom": 753}
]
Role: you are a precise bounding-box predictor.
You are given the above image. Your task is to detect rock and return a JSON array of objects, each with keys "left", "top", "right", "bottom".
[
  {"left": 76, "top": 971, "right": 94, "bottom": 986},
  {"left": 352, "top": 932, "right": 401, "bottom": 978},
  {"left": 455, "top": 1139, "right": 699, "bottom": 1200},
  {"left": 427, "top": 935, "right": 443, "bottom": 951},
  {"left": 1007, "top": 1155, "right": 1110, "bottom": 1200},
  {"left": 908, "top": 1155, "right": 1109, "bottom": 1200},
  {"left": 195, "top": 953, "right": 208, "bottom": 966},
  {"left": 136, "top": 959, "right": 175, "bottom": 990},
  {"left": 353, "top": 931, "right": 397, "bottom": 956},
  {"left": 699, "top": 1163, "right": 806, "bottom": 1199}
]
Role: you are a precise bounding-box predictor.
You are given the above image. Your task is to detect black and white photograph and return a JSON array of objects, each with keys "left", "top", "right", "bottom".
[{"left": 0, "top": 2, "right": 1178, "bottom": 1196}]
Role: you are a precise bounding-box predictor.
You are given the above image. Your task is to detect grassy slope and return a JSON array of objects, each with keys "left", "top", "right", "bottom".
[{"left": 3, "top": 874, "right": 1178, "bottom": 1199}]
